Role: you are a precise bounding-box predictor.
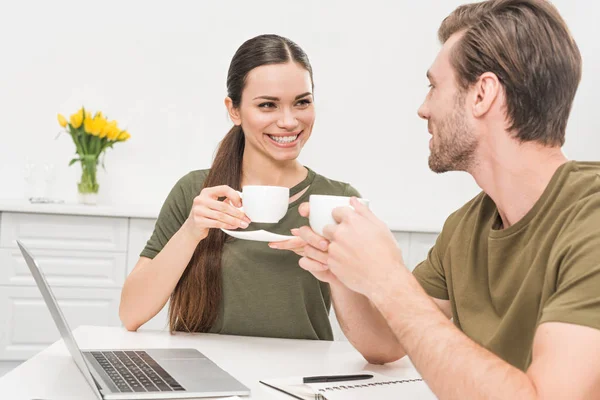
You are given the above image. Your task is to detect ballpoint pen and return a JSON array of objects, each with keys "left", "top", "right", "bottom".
[{"left": 302, "top": 373, "right": 374, "bottom": 384}]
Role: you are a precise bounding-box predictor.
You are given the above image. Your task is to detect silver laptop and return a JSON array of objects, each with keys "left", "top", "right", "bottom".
[{"left": 17, "top": 240, "right": 250, "bottom": 399}]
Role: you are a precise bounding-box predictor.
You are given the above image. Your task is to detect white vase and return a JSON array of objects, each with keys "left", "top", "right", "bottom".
[{"left": 79, "top": 192, "right": 98, "bottom": 205}]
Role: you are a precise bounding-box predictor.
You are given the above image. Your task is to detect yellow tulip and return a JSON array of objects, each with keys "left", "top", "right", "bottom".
[
  {"left": 99, "top": 119, "right": 111, "bottom": 138},
  {"left": 117, "top": 130, "right": 131, "bottom": 141},
  {"left": 70, "top": 108, "right": 84, "bottom": 129},
  {"left": 83, "top": 117, "right": 98, "bottom": 136},
  {"left": 106, "top": 121, "right": 120, "bottom": 140},
  {"left": 57, "top": 114, "right": 67, "bottom": 128},
  {"left": 93, "top": 116, "right": 107, "bottom": 137}
]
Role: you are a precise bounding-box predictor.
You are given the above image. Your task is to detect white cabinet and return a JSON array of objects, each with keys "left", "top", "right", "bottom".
[
  {"left": 0, "top": 204, "right": 439, "bottom": 356},
  {"left": 0, "top": 286, "right": 121, "bottom": 360},
  {"left": 0, "top": 247, "right": 126, "bottom": 288},
  {"left": 0, "top": 213, "right": 128, "bottom": 252},
  {"left": 0, "top": 209, "right": 164, "bottom": 361}
]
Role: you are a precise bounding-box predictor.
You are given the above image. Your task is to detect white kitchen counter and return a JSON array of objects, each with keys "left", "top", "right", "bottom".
[{"left": 0, "top": 199, "right": 160, "bottom": 219}]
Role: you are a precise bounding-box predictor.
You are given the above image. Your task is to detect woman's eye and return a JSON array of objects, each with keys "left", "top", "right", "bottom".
[
  {"left": 296, "top": 99, "right": 312, "bottom": 107},
  {"left": 258, "top": 102, "right": 276, "bottom": 109}
]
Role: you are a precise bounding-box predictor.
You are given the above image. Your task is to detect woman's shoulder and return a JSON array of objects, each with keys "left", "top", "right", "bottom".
[
  {"left": 309, "top": 169, "right": 361, "bottom": 197},
  {"left": 167, "top": 169, "right": 211, "bottom": 204}
]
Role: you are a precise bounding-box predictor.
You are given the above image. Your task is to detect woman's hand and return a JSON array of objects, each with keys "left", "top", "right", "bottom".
[
  {"left": 182, "top": 185, "right": 251, "bottom": 242},
  {"left": 268, "top": 234, "right": 307, "bottom": 256}
]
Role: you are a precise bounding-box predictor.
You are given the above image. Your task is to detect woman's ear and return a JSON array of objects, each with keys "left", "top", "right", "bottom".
[{"left": 224, "top": 97, "right": 242, "bottom": 126}]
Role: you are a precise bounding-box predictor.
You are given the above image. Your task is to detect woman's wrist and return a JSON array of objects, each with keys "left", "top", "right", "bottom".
[{"left": 181, "top": 219, "right": 208, "bottom": 244}]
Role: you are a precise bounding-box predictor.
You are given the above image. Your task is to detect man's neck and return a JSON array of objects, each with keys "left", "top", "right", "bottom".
[
  {"left": 470, "top": 140, "right": 568, "bottom": 229},
  {"left": 241, "top": 148, "right": 307, "bottom": 188}
]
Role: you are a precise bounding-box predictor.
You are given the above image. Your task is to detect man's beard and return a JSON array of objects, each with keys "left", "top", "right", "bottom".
[{"left": 428, "top": 93, "right": 477, "bottom": 173}]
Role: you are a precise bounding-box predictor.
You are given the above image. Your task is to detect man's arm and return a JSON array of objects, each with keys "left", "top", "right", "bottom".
[
  {"left": 320, "top": 198, "right": 600, "bottom": 399},
  {"left": 331, "top": 281, "right": 454, "bottom": 364},
  {"left": 372, "top": 270, "right": 600, "bottom": 399},
  {"left": 329, "top": 282, "right": 405, "bottom": 364},
  {"left": 293, "top": 222, "right": 452, "bottom": 365}
]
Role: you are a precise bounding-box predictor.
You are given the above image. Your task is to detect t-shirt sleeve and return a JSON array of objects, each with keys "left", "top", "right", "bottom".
[
  {"left": 343, "top": 184, "right": 361, "bottom": 198},
  {"left": 412, "top": 234, "right": 449, "bottom": 300},
  {"left": 140, "top": 172, "right": 198, "bottom": 259},
  {"left": 540, "top": 197, "right": 600, "bottom": 331}
]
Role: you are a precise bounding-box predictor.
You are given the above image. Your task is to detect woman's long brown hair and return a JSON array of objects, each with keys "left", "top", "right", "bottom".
[{"left": 169, "top": 34, "right": 314, "bottom": 332}]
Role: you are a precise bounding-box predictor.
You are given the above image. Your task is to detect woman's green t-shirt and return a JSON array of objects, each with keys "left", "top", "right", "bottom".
[{"left": 140, "top": 167, "right": 360, "bottom": 340}]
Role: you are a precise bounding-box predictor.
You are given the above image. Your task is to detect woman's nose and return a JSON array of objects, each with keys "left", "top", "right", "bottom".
[{"left": 277, "top": 108, "right": 299, "bottom": 130}]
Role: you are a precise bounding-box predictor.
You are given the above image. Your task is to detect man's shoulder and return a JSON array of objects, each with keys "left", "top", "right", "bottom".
[
  {"left": 552, "top": 161, "right": 600, "bottom": 219},
  {"left": 565, "top": 161, "right": 600, "bottom": 195},
  {"left": 441, "top": 191, "right": 491, "bottom": 233}
]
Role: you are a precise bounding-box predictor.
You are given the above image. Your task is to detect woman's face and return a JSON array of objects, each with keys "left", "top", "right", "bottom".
[{"left": 226, "top": 62, "right": 315, "bottom": 162}]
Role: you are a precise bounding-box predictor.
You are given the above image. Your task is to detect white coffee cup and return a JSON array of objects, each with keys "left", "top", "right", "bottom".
[
  {"left": 237, "top": 185, "right": 289, "bottom": 223},
  {"left": 309, "top": 195, "right": 370, "bottom": 236}
]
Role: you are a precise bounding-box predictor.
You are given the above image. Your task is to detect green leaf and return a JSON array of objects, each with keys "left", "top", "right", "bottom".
[{"left": 68, "top": 158, "right": 80, "bottom": 166}]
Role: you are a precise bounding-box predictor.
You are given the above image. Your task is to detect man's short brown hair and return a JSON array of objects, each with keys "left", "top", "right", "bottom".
[{"left": 439, "top": 0, "right": 581, "bottom": 146}]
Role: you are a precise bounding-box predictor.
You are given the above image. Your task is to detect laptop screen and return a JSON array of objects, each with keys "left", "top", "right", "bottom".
[{"left": 18, "top": 240, "right": 103, "bottom": 400}]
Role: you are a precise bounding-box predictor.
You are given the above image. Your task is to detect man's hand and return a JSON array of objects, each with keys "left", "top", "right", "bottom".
[
  {"left": 270, "top": 202, "right": 342, "bottom": 286},
  {"left": 320, "top": 197, "right": 407, "bottom": 296}
]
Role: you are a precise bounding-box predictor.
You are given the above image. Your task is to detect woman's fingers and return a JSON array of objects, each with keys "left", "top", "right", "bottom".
[
  {"left": 203, "top": 185, "right": 243, "bottom": 207},
  {"left": 269, "top": 237, "right": 305, "bottom": 250},
  {"left": 192, "top": 206, "right": 247, "bottom": 229},
  {"left": 206, "top": 199, "right": 250, "bottom": 225}
]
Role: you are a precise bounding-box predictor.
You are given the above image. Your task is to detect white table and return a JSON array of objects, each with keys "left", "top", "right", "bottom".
[{"left": 0, "top": 325, "right": 421, "bottom": 399}]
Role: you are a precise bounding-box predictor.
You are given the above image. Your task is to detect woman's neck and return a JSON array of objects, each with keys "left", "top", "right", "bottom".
[{"left": 241, "top": 149, "right": 308, "bottom": 188}]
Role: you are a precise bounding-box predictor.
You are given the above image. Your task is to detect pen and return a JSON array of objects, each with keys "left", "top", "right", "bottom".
[{"left": 303, "top": 374, "right": 374, "bottom": 384}]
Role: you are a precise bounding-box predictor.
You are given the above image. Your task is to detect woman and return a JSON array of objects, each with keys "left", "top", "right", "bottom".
[{"left": 119, "top": 34, "right": 359, "bottom": 340}]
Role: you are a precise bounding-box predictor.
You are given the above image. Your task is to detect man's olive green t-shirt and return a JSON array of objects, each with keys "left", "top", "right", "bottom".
[
  {"left": 413, "top": 161, "right": 600, "bottom": 370},
  {"left": 140, "top": 167, "right": 359, "bottom": 340}
]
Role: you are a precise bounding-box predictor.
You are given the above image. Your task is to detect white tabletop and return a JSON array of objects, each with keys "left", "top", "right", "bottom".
[{"left": 0, "top": 325, "right": 421, "bottom": 400}]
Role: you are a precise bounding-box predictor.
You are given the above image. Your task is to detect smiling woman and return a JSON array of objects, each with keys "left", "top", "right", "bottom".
[{"left": 119, "top": 34, "right": 362, "bottom": 340}]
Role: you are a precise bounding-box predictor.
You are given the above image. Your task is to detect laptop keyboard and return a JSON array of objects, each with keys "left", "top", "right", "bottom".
[{"left": 91, "top": 351, "right": 185, "bottom": 393}]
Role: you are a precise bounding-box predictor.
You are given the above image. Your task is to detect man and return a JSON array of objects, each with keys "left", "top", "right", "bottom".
[{"left": 274, "top": 0, "right": 600, "bottom": 398}]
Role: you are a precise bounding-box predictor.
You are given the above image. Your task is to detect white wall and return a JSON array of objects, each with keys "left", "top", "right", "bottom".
[{"left": 1, "top": 0, "right": 598, "bottom": 232}]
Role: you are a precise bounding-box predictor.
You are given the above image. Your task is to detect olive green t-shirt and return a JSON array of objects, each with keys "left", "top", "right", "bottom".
[
  {"left": 413, "top": 161, "right": 600, "bottom": 370},
  {"left": 141, "top": 167, "right": 359, "bottom": 340}
]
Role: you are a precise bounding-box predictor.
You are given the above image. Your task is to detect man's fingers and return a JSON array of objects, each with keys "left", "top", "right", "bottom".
[
  {"left": 294, "top": 226, "right": 329, "bottom": 251},
  {"left": 299, "top": 256, "right": 328, "bottom": 272},
  {"left": 349, "top": 197, "right": 372, "bottom": 218},
  {"left": 331, "top": 206, "right": 355, "bottom": 224},
  {"left": 322, "top": 224, "right": 337, "bottom": 241},
  {"left": 298, "top": 202, "right": 310, "bottom": 217},
  {"left": 304, "top": 244, "right": 329, "bottom": 265}
]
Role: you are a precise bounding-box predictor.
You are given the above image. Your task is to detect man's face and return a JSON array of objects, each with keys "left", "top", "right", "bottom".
[{"left": 418, "top": 33, "right": 477, "bottom": 173}]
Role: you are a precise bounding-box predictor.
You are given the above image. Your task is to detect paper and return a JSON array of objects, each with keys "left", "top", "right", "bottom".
[
  {"left": 308, "top": 374, "right": 436, "bottom": 399},
  {"left": 261, "top": 372, "right": 436, "bottom": 400}
]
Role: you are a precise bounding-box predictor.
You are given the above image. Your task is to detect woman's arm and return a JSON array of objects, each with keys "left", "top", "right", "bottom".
[{"left": 119, "top": 185, "right": 249, "bottom": 331}]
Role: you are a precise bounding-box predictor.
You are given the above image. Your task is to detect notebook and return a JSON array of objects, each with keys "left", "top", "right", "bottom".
[{"left": 260, "top": 372, "right": 436, "bottom": 400}]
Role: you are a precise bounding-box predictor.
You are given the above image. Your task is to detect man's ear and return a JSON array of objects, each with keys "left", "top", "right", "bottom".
[
  {"left": 472, "top": 72, "right": 501, "bottom": 118},
  {"left": 224, "top": 97, "right": 242, "bottom": 125}
]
